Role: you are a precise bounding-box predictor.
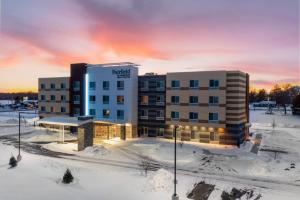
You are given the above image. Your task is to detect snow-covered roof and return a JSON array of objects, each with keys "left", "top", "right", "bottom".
[{"left": 37, "top": 117, "right": 93, "bottom": 127}]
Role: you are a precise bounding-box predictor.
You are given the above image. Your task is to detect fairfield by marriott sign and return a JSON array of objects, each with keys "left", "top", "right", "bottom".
[{"left": 112, "top": 68, "right": 131, "bottom": 78}]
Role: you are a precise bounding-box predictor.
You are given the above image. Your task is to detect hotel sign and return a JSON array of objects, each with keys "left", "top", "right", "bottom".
[{"left": 112, "top": 69, "right": 131, "bottom": 78}]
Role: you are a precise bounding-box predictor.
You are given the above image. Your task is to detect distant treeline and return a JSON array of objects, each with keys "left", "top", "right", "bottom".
[{"left": 0, "top": 92, "right": 38, "bottom": 100}]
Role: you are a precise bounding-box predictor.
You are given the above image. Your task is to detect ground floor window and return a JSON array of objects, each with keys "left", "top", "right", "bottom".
[{"left": 157, "top": 128, "right": 164, "bottom": 137}]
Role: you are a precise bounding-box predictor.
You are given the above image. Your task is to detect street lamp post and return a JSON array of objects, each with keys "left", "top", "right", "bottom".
[
  {"left": 17, "top": 112, "right": 21, "bottom": 161},
  {"left": 172, "top": 125, "right": 179, "bottom": 200},
  {"left": 17, "top": 110, "right": 38, "bottom": 161}
]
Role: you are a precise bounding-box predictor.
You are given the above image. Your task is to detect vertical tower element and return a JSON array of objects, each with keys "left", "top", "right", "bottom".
[
  {"left": 85, "top": 73, "right": 89, "bottom": 116},
  {"left": 70, "top": 63, "right": 87, "bottom": 116}
]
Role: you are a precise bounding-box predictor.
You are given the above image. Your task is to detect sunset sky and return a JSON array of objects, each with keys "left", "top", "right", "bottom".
[{"left": 0, "top": 0, "right": 299, "bottom": 92}]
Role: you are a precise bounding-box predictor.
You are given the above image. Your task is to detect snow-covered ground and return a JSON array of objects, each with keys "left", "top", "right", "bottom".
[{"left": 0, "top": 110, "right": 300, "bottom": 199}]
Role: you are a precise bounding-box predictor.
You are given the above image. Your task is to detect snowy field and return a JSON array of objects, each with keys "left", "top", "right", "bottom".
[{"left": 0, "top": 110, "right": 300, "bottom": 199}]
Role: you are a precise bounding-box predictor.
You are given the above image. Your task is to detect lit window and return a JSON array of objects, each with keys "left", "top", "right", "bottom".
[
  {"left": 103, "top": 109, "right": 110, "bottom": 118},
  {"left": 117, "top": 96, "right": 124, "bottom": 104},
  {"left": 141, "top": 96, "right": 148, "bottom": 105}
]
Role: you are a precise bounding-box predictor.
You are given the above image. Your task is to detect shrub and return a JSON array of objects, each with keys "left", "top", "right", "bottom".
[
  {"left": 9, "top": 155, "right": 17, "bottom": 168},
  {"left": 62, "top": 169, "right": 74, "bottom": 184}
]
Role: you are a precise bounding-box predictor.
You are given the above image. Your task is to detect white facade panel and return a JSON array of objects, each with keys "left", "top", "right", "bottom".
[{"left": 86, "top": 65, "right": 138, "bottom": 125}]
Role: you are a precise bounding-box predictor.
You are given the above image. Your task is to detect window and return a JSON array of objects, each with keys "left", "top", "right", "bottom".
[
  {"left": 61, "top": 83, "right": 66, "bottom": 89},
  {"left": 41, "top": 106, "right": 46, "bottom": 112},
  {"left": 103, "top": 95, "right": 109, "bottom": 104},
  {"left": 209, "top": 96, "right": 219, "bottom": 105},
  {"left": 41, "top": 95, "right": 46, "bottom": 101},
  {"left": 157, "top": 128, "right": 164, "bottom": 137},
  {"left": 89, "top": 109, "right": 96, "bottom": 116},
  {"left": 171, "top": 111, "right": 179, "bottom": 120},
  {"left": 189, "top": 112, "right": 198, "bottom": 121},
  {"left": 171, "top": 80, "right": 180, "bottom": 88},
  {"left": 89, "top": 95, "right": 96, "bottom": 103},
  {"left": 189, "top": 96, "right": 198, "bottom": 104},
  {"left": 117, "top": 81, "right": 124, "bottom": 90},
  {"left": 73, "top": 81, "right": 80, "bottom": 91},
  {"left": 103, "top": 109, "right": 110, "bottom": 118},
  {"left": 74, "top": 108, "right": 80, "bottom": 116},
  {"left": 209, "top": 80, "right": 219, "bottom": 89},
  {"left": 89, "top": 82, "right": 96, "bottom": 90},
  {"left": 140, "top": 81, "right": 148, "bottom": 90},
  {"left": 141, "top": 109, "right": 148, "bottom": 117},
  {"left": 209, "top": 113, "right": 219, "bottom": 122},
  {"left": 50, "top": 95, "right": 56, "bottom": 101},
  {"left": 73, "top": 95, "right": 80, "bottom": 104},
  {"left": 171, "top": 96, "right": 180, "bottom": 104},
  {"left": 117, "top": 110, "right": 124, "bottom": 120},
  {"left": 190, "top": 80, "right": 199, "bottom": 88},
  {"left": 156, "top": 95, "right": 164, "bottom": 105},
  {"left": 61, "top": 107, "right": 66, "bottom": 113},
  {"left": 141, "top": 95, "right": 148, "bottom": 105},
  {"left": 40, "top": 84, "right": 45, "bottom": 89},
  {"left": 103, "top": 81, "right": 109, "bottom": 90},
  {"left": 117, "top": 96, "right": 124, "bottom": 104},
  {"left": 156, "top": 81, "right": 165, "bottom": 90},
  {"left": 156, "top": 110, "right": 164, "bottom": 118},
  {"left": 61, "top": 95, "right": 66, "bottom": 101},
  {"left": 50, "top": 83, "right": 55, "bottom": 89},
  {"left": 50, "top": 107, "right": 54, "bottom": 112}
]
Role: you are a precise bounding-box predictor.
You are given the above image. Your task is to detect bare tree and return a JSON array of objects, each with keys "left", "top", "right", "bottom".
[{"left": 139, "top": 159, "right": 152, "bottom": 177}]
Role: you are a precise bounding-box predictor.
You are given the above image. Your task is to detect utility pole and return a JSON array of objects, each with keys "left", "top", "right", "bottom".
[{"left": 172, "top": 125, "right": 179, "bottom": 200}]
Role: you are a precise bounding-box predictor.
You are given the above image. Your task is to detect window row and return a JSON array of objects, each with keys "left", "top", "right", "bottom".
[
  {"left": 89, "top": 109, "right": 125, "bottom": 120},
  {"left": 140, "top": 95, "right": 165, "bottom": 104},
  {"left": 40, "top": 106, "right": 66, "bottom": 113},
  {"left": 139, "top": 80, "right": 165, "bottom": 90},
  {"left": 170, "top": 111, "right": 219, "bottom": 121},
  {"left": 85, "top": 81, "right": 125, "bottom": 91},
  {"left": 40, "top": 83, "right": 67, "bottom": 90},
  {"left": 140, "top": 109, "right": 164, "bottom": 118},
  {"left": 171, "top": 79, "right": 219, "bottom": 89},
  {"left": 89, "top": 95, "right": 125, "bottom": 105},
  {"left": 170, "top": 96, "right": 219, "bottom": 105},
  {"left": 40, "top": 95, "right": 67, "bottom": 101}
]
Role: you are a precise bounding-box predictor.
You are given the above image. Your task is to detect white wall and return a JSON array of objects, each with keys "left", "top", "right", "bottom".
[{"left": 86, "top": 65, "right": 138, "bottom": 125}]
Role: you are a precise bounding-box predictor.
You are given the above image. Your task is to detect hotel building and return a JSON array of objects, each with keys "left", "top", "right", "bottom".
[{"left": 38, "top": 63, "right": 249, "bottom": 147}]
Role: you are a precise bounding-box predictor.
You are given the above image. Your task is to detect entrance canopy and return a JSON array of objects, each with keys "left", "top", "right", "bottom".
[{"left": 37, "top": 116, "right": 93, "bottom": 127}]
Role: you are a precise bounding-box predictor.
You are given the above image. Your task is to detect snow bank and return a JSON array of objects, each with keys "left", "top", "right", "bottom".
[
  {"left": 144, "top": 168, "right": 173, "bottom": 192},
  {"left": 78, "top": 145, "right": 110, "bottom": 158},
  {"left": 43, "top": 142, "right": 78, "bottom": 154}
]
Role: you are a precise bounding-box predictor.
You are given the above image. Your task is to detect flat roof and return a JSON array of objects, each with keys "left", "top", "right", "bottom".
[{"left": 37, "top": 117, "right": 92, "bottom": 127}]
